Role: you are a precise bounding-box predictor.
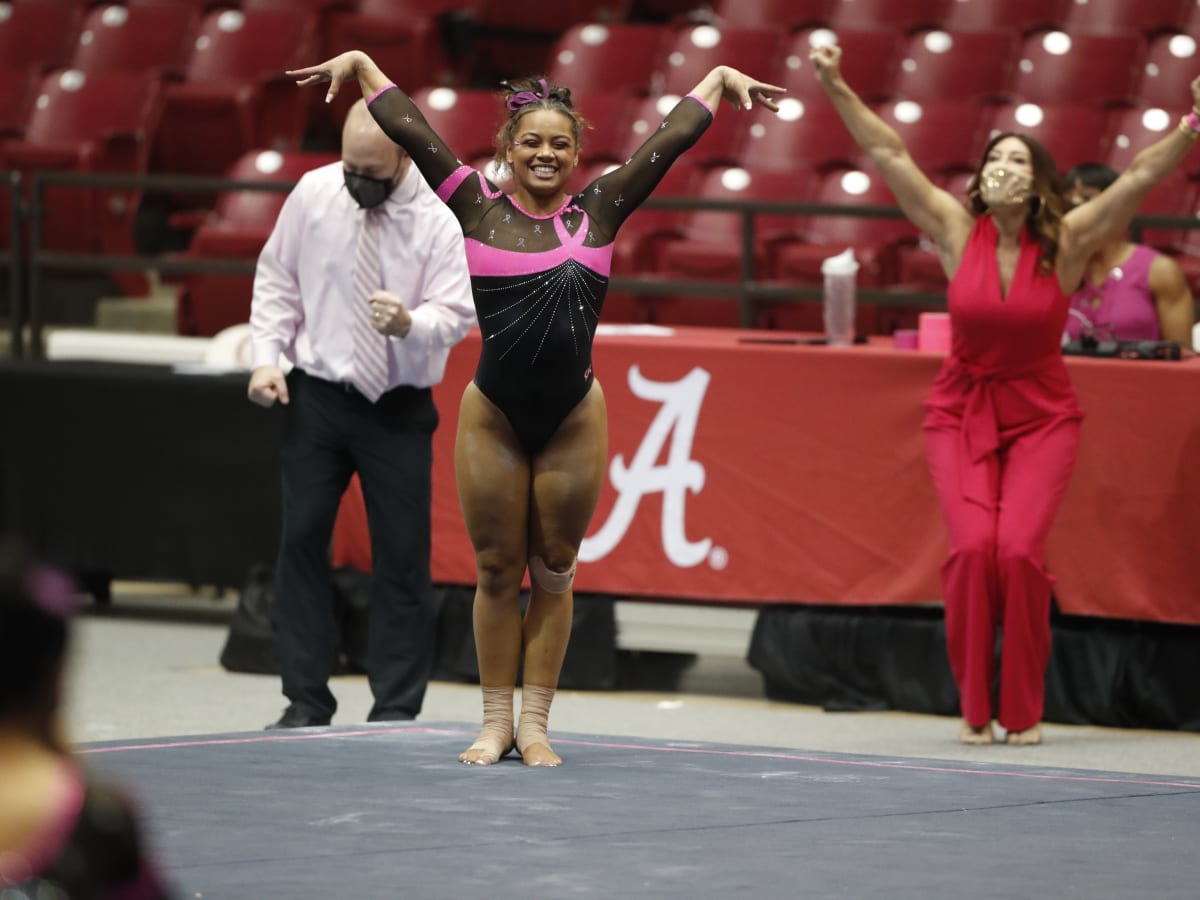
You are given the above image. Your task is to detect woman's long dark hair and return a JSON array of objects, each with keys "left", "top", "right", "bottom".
[{"left": 965, "top": 131, "right": 1065, "bottom": 274}]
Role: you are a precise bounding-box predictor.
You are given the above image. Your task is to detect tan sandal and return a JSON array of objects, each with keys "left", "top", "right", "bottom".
[
  {"left": 959, "top": 720, "right": 995, "bottom": 745},
  {"left": 1005, "top": 724, "right": 1043, "bottom": 746}
]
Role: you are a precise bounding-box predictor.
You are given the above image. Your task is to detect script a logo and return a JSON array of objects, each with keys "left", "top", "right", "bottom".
[{"left": 580, "top": 365, "right": 713, "bottom": 568}]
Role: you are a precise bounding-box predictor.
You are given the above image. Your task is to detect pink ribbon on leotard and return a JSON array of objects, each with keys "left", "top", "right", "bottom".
[{"left": 506, "top": 79, "right": 549, "bottom": 111}]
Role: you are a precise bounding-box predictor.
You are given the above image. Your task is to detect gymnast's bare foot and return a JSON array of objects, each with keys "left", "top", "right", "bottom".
[
  {"left": 959, "top": 720, "right": 995, "bottom": 745},
  {"left": 519, "top": 741, "right": 562, "bottom": 767},
  {"left": 458, "top": 730, "right": 514, "bottom": 765},
  {"left": 1005, "top": 724, "right": 1043, "bottom": 745}
]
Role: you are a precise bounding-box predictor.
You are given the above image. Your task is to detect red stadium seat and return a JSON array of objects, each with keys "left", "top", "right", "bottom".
[
  {"left": 827, "top": 0, "right": 950, "bottom": 34},
  {"left": 126, "top": 0, "right": 229, "bottom": 9},
  {"left": 892, "top": 29, "right": 1020, "bottom": 104},
  {"left": 0, "top": 0, "right": 82, "bottom": 72},
  {"left": 1136, "top": 33, "right": 1200, "bottom": 111},
  {"left": 71, "top": 3, "right": 196, "bottom": 76},
  {"left": 772, "top": 167, "right": 920, "bottom": 288},
  {"left": 1107, "top": 105, "right": 1200, "bottom": 179},
  {"left": 651, "top": 26, "right": 785, "bottom": 99},
  {"left": 940, "top": 0, "right": 1069, "bottom": 34},
  {"left": 177, "top": 149, "right": 339, "bottom": 336},
  {"left": 779, "top": 28, "right": 901, "bottom": 107},
  {"left": 870, "top": 98, "right": 990, "bottom": 175},
  {"left": 315, "top": 5, "right": 457, "bottom": 148},
  {"left": 648, "top": 165, "right": 815, "bottom": 326},
  {"left": 153, "top": 9, "right": 316, "bottom": 176},
  {"left": 1010, "top": 31, "right": 1144, "bottom": 107},
  {"left": 736, "top": 102, "right": 861, "bottom": 173},
  {"left": 570, "top": 91, "right": 635, "bottom": 167},
  {"left": 711, "top": 0, "right": 835, "bottom": 29},
  {"left": 241, "top": 0, "right": 355, "bottom": 11},
  {"left": 1061, "top": 0, "right": 1191, "bottom": 36},
  {"left": 0, "top": 69, "right": 161, "bottom": 255},
  {"left": 547, "top": 23, "right": 667, "bottom": 96},
  {"left": 985, "top": 102, "right": 1116, "bottom": 172},
  {"left": 1124, "top": 173, "right": 1200, "bottom": 255},
  {"left": 471, "top": 0, "right": 633, "bottom": 84},
  {"left": 0, "top": 66, "right": 37, "bottom": 142}
]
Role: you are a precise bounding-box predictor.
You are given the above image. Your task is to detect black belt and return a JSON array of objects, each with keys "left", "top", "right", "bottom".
[{"left": 297, "top": 369, "right": 427, "bottom": 398}]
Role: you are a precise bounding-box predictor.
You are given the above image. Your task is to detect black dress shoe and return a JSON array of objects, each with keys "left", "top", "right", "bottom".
[
  {"left": 367, "top": 709, "right": 415, "bottom": 723},
  {"left": 265, "top": 706, "right": 331, "bottom": 730}
]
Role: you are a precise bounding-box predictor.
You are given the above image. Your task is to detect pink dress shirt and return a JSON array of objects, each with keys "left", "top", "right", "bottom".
[{"left": 250, "top": 161, "right": 475, "bottom": 389}]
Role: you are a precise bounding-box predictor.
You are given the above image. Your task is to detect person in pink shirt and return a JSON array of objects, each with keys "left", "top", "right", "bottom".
[
  {"left": 0, "top": 539, "right": 172, "bottom": 898},
  {"left": 811, "top": 43, "right": 1200, "bottom": 745},
  {"left": 248, "top": 100, "right": 476, "bottom": 730},
  {"left": 286, "top": 50, "right": 784, "bottom": 765},
  {"left": 1062, "top": 162, "right": 1195, "bottom": 346}
]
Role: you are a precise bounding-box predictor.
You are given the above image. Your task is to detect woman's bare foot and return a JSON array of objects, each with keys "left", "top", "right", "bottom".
[
  {"left": 959, "top": 720, "right": 994, "bottom": 745},
  {"left": 519, "top": 741, "right": 562, "bottom": 767},
  {"left": 1005, "top": 724, "right": 1043, "bottom": 745}
]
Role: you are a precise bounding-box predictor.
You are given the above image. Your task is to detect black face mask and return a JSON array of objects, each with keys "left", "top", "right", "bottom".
[{"left": 344, "top": 166, "right": 398, "bottom": 209}]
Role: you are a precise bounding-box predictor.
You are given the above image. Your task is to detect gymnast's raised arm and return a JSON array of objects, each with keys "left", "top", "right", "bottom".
[{"left": 288, "top": 51, "right": 461, "bottom": 198}]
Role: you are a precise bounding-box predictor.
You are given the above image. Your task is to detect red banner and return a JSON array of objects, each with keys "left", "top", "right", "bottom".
[{"left": 335, "top": 327, "right": 1200, "bottom": 626}]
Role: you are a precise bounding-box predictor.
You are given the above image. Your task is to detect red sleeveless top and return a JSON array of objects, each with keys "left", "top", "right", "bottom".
[{"left": 923, "top": 215, "right": 1083, "bottom": 508}]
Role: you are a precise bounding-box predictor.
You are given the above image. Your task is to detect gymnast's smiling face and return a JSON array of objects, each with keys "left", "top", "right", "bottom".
[{"left": 505, "top": 109, "right": 579, "bottom": 200}]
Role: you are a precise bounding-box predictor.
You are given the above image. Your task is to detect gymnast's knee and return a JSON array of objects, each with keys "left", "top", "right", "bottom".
[
  {"left": 528, "top": 554, "right": 577, "bottom": 594},
  {"left": 475, "top": 550, "right": 526, "bottom": 598}
]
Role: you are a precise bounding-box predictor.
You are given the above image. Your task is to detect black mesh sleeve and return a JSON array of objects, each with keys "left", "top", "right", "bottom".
[
  {"left": 577, "top": 95, "right": 714, "bottom": 242},
  {"left": 366, "top": 88, "right": 474, "bottom": 207}
]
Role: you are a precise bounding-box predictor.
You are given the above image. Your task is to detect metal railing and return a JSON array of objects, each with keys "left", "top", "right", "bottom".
[{"left": 10, "top": 168, "right": 1200, "bottom": 357}]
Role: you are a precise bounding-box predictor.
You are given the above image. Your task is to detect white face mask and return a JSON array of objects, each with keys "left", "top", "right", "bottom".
[{"left": 979, "top": 167, "right": 1033, "bottom": 209}]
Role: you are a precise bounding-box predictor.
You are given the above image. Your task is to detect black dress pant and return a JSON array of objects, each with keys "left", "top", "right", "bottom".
[{"left": 272, "top": 369, "right": 438, "bottom": 721}]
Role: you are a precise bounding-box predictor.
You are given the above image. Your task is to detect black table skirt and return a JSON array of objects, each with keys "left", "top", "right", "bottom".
[{"left": 0, "top": 359, "right": 283, "bottom": 589}]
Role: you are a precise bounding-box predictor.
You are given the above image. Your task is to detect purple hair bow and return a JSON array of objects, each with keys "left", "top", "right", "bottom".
[{"left": 506, "top": 79, "right": 549, "bottom": 111}]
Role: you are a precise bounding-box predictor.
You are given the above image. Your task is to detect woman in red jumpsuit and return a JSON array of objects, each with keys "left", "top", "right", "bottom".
[{"left": 811, "top": 43, "right": 1200, "bottom": 745}]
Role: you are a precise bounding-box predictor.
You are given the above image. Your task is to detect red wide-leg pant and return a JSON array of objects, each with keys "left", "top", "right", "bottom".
[{"left": 925, "top": 418, "right": 1080, "bottom": 731}]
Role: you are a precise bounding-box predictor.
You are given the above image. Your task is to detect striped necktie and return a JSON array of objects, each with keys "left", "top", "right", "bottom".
[{"left": 351, "top": 208, "right": 388, "bottom": 402}]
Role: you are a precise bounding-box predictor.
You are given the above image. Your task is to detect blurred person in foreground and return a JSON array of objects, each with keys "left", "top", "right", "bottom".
[{"left": 0, "top": 538, "right": 172, "bottom": 897}]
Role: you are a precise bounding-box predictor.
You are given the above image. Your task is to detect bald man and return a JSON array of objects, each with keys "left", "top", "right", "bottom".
[{"left": 249, "top": 100, "right": 475, "bottom": 729}]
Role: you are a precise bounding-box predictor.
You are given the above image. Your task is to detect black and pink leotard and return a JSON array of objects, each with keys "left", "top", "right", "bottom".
[{"left": 367, "top": 85, "right": 713, "bottom": 453}]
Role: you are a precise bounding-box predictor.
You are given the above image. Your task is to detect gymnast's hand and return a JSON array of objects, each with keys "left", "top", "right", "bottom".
[
  {"left": 718, "top": 66, "right": 786, "bottom": 112},
  {"left": 287, "top": 50, "right": 368, "bottom": 104}
]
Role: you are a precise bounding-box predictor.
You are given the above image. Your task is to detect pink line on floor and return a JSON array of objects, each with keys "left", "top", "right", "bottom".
[
  {"left": 76, "top": 728, "right": 1200, "bottom": 790},
  {"left": 551, "top": 738, "right": 1200, "bottom": 790},
  {"left": 77, "top": 726, "right": 469, "bottom": 754}
]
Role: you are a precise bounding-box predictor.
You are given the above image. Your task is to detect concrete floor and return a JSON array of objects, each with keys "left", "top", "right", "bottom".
[{"left": 63, "top": 586, "right": 1200, "bottom": 779}]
